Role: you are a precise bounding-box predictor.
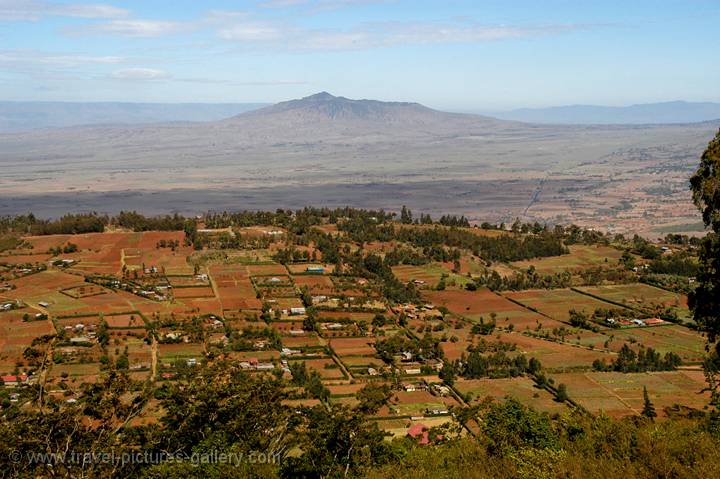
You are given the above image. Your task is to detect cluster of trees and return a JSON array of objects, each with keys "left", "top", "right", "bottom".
[
  {"left": 645, "top": 251, "right": 699, "bottom": 276},
  {"left": 272, "top": 246, "right": 319, "bottom": 264},
  {"left": 288, "top": 361, "right": 330, "bottom": 401},
  {"left": 398, "top": 205, "right": 470, "bottom": 227},
  {"left": 335, "top": 214, "right": 569, "bottom": 263},
  {"left": 48, "top": 242, "right": 77, "bottom": 256},
  {"left": 455, "top": 351, "right": 542, "bottom": 380},
  {"left": 475, "top": 268, "right": 573, "bottom": 291},
  {"left": 5, "top": 213, "right": 109, "bottom": 235},
  {"left": 373, "top": 332, "right": 443, "bottom": 362},
  {"left": 568, "top": 309, "right": 600, "bottom": 332},
  {"left": 628, "top": 235, "right": 662, "bottom": 260},
  {"left": 227, "top": 326, "right": 281, "bottom": 351},
  {"left": 593, "top": 344, "right": 681, "bottom": 373}
]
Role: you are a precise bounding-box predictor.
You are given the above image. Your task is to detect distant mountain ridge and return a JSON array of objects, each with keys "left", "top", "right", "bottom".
[
  {"left": 0, "top": 101, "right": 268, "bottom": 132},
  {"left": 230, "top": 92, "right": 509, "bottom": 132},
  {"left": 247, "top": 91, "right": 433, "bottom": 120},
  {"left": 492, "top": 101, "right": 720, "bottom": 125}
]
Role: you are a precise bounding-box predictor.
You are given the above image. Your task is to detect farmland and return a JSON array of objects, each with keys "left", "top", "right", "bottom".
[
  {"left": 0, "top": 208, "right": 712, "bottom": 445},
  {"left": 510, "top": 244, "right": 625, "bottom": 274},
  {"left": 504, "top": 288, "right": 623, "bottom": 323}
]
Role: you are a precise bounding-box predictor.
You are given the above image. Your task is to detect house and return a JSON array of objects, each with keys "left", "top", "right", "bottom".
[
  {"left": 306, "top": 266, "right": 324, "bottom": 273},
  {"left": 632, "top": 319, "right": 646, "bottom": 326},
  {"left": 38, "top": 301, "right": 50, "bottom": 308},
  {"left": 2, "top": 375, "right": 28, "bottom": 387},
  {"left": 290, "top": 307, "right": 306, "bottom": 316},
  {"left": 368, "top": 367, "right": 379, "bottom": 376},
  {"left": 404, "top": 368, "right": 422, "bottom": 375},
  {"left": 403, "top": 382, "right": 427, "bottom": 392},
  {"left": 645, "top": 318, "right": 666, "bottom": 326},
  {"left": 256, "top": 362, "right": 275, "bottom": 371},
  {"left": 426, "top": 407, "right": 449, "bottom": 415},
  {"left": 321, "top": 322, "right": 344, "bottom": 330},
  {"left": 406, "top": 423, "right": 430, "bottom": 446},
  {"left": 433, "top": 384, "right": 451, "bottom": 396}
]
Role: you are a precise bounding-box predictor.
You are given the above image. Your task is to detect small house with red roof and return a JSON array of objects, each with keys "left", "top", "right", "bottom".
[{"left": 406, "top": 422, "right": 430, "bottom": 446}]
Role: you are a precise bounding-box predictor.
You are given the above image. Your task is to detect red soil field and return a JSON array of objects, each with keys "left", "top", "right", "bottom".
[
  {"left": 104, "top": 314, "right": 145, "bottom": 328},
  {"left": 247, "top": 264, "right": 288, "bottom": 276},
  {"left": 172, "top": 286, "right": 215, "bottom": 298},
  {"left": 329, "top": 337, "right": 377, "bottom": 356}
]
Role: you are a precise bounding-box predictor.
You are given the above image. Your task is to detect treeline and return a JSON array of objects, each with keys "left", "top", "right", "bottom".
[
  {"left": 645, "top": 252, "right": 699, "bottom": 277},
  {"left": 0, "top": 213, "right": 108, "bottom": 235},
  {"left": 457, "top": 351, "right": 542, "bottom": 380},
  {"left": 592, "top": 344, "right": 682, "bottom": 372},
  {"left": 338, "top": 219, "right": 569, "bottom": 263},
  {"left": 0, "top": 211, "right": 195, "bottom": 238}
]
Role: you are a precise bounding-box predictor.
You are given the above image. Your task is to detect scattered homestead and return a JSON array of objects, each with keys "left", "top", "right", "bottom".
[{"left": 0, "top": 208, "right": 709, "bottom": 439}]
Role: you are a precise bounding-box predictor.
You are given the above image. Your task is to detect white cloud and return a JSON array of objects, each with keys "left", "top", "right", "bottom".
[
  {"left": 216, "top": 21, "right": 588, "bottom": 52},
  {"left": 77, "top": 19, "right": 187, "bottom": 37},
  {"left": 0, "top": 49, "right": 124, "bottom": 67},
  {"left": 217, "top": 23, "right": 281, "bottom": 40},
  {"left": 260, "top": 0, "right": 387, "bottom": 9},
  {"left": 0, "top": 0, "right": 128, "bottom": 21},
  {"left": 111, "top": 68, "right": 170, "bottom": 80}
]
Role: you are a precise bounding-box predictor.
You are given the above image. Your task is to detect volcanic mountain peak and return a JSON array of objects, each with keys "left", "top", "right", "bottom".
[{"left": 239, "top": 91, "right": 437, "bottom": 122}]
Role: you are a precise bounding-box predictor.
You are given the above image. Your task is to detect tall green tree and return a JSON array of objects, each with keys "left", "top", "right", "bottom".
[
  {"left": 642, "top": 386, "right": 657, "bottom": 420},
  {"left": 689, "top": 129, "right": 720, "bottom": 407}
]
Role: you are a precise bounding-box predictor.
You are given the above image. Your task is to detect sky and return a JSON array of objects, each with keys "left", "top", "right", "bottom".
[{"left": 1, "top": 0, "right": 718, "bottom": 110}]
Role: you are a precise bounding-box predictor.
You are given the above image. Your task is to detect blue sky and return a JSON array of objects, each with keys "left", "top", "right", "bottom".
[{"left": 1, "top": 0, "right": 718, "bottom": 110}]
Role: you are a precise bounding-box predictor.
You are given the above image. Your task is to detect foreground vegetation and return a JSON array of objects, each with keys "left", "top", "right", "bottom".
[{"left": 2, "top": 361, "right": 720, "bottom": 478}]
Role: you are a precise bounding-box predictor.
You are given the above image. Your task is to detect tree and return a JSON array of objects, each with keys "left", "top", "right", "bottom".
[
  {"left": 555, "top": 383, "right": 569, "bottom": 402},
  {"left": 642, "top": 386, "right": 657, "bottom": 420},
  {"left": 689, "top": 129, "right": 720, "bottom": 407},
  {"left": 356, "top": 383, "right": 392, "bottom": 414},
  {"left": 400, "top": 205, "right": 413, "bottom": 224},
  {"left": 440, "top": 361, "right": 456, "bottom": 386}
]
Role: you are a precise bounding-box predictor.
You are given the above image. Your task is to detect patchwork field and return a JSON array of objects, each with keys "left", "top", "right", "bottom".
[
  {"left": 454, "top": 377, "right": 567, "bottom": 414},
  {"left": 494, "top": 331, "right": 615, "bottom": 370},
  {"left": 575, "top": 283, "right": 690, "bottom": 319},
  {"left": 552, "top": 370, "right": 710, "bottom": 418},
  {"left": 510, "top": 244, "right": 625, "bottom": 274},
  {"left": 504, "top": 288, "right": 623, "bottom": 323},
  {"left": 423, "top": 289, "right": 565, "bottom": 331},
  {"left": 0, "top": 218, "right": 711, "bottom": 430}
]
